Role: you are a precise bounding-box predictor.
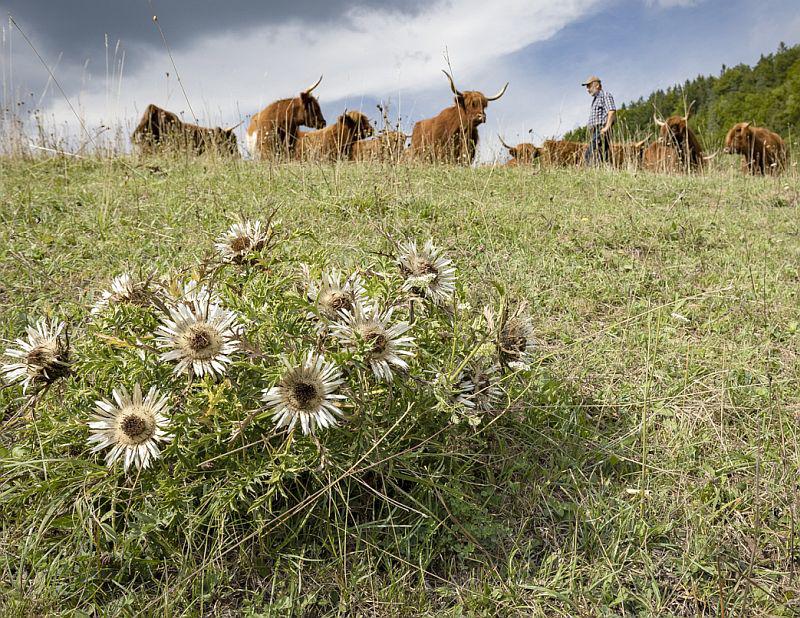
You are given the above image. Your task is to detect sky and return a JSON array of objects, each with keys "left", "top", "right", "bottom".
[{"left": 0, "top": 0, "right": 798, "bottom": 161}]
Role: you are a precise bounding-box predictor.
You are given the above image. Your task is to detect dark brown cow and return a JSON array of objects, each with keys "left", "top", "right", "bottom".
[
  {"left": 653, "top": 105, "right": 704, "bottom": 171},
  {"left": 410, "top": 70, "right": 508, "bottom": 164},
  {"left": 541, "top": 139, "right": 586, "bottom": 167},
  {"left": 246, "top": 76, "right": 326, "bottom": 160},
  {"left": 723, "top": 122, "right": 788, "bottom": 175},
  {"left": 498, "top": 135, "right": 541, "bottom": 166},
  {"left": 295, "top": 111, "right": 373, "bottom": 161},
  {"left": 641, "top": 142, "right": 680, "bottom": 173},
  {"left": 131, "top": 104, "right": 239, "bottom": 156},
  {"left": 351, "top": 130, "right": 409, "bottom": 162},
  {"left": 609, "top": 140, "right": 647, "bottom": 169}
]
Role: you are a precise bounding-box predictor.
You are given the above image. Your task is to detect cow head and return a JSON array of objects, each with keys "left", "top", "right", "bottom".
[
  {"left": 499, "top": 135, "right": 540, "bottom": 163},
  {"left": 345, "top": 111, "right": 374, "bottom": 140},
  {"left": 299, "top": 75, "right": 326, "bottom": 129},
  {"left": 723, "top": 122, "right": 752, "bottom": 154},
  {"left": 443, "top": 70, "right": 508, "bottom": 127},
  {"left": 654, "top": 102, "right": 694, "bottom": 148}
]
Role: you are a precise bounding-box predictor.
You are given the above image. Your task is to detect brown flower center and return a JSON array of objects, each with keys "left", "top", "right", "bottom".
[
  {"left": 26, "top": 346, "right": 52, "bottom": 366},
  {"left": 119, "top": 411, "right": 154, "bottom": 444},
  {"left": 231, "top": 235, "right": 251, "bottom": 253},
  {"left": 328, "top": 293, "right": 352, "bottom": 312},
  {"left": 366, "top": 332, "right": 388, "bottom": 355},
  {"left": 290, "top": 380, "right": 321, "bottom": 410},
  {"left": 189, "top": 329, "right": 212, "bottom": 351}
]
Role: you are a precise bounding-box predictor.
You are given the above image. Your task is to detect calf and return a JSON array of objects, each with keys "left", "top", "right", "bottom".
[
  {"left": 295, "top": 111, "right": 373, "bottom": 161},
  {"left": 723, "top": 122, "right": 788, "bottom": 175}
]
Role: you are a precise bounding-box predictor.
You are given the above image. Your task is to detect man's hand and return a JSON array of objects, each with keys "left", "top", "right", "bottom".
[{"left": 600, "top": 126, "right": 609, "bottom": 135}]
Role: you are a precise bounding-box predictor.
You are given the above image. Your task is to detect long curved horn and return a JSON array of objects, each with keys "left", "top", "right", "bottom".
[
  {"left": 486, "top": 82, "right": 509, "bottom": 101},
  {"left": 304, "top": 75, "right": 323, "bottom": 94},
  {"left": 225, "top": 120, "right": 245, "bottom": 131},
  {"left": 703, "top": 152, "right": 717, "bottom": 160},
  {"left": 653, "top": 113, "right": 666, "bottom": 127},
  {"left": 684, "top": 99, "right": 695, "bottom": 120},
  {"left": 497, "top": 134, "right": 513, "bottom": 150},
  {"left": 442, "top": 70, "right": 461, "bottom": 96}
]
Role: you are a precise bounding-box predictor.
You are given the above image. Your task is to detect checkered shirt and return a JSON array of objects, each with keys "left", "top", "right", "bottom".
[{"left": 588, "top": 89, "right": 616, "bottom": 128}]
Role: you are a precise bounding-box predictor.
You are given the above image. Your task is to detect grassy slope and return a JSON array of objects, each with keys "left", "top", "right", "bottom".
[{"left": 1, "top": 157, "right": 800, "bottom": 615}]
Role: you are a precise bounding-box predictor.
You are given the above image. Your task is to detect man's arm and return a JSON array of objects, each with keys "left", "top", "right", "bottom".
[{"left": 600, "top": 110, "right": 616, "bottom": 135}]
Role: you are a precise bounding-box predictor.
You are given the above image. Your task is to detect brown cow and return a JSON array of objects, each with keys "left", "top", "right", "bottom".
[
  {"left": 653, "top": 105, "right": 704, "bottom": 171},
  {"left": 641, "top": 142, "right": 680, "bottom": 173},
  {"left": 609, "top": 140, "right": 647, "bottom": 169},
  {"left": 131, "top": 104, "right": 239, "bottom": 156},
  {"left": 246, "top": 76, "right": 326, "bottom": 160},
  {"left": 410, "top": 70, "right": 508, "bottom": 164},
  {"left": 723, "top": 122, "right": 788, "bottom": 175},
  {"left": 541, "top": 139, "right": 586, "bottom": 167},
  {"left": 295, "top": 111, "right": 373, "bottom": 161},
  {"left": 351, "top": 130, "right": 409, "bottom": 162},
  {"left": 498, "top": 135, "right": 541, "bottom": 166}
]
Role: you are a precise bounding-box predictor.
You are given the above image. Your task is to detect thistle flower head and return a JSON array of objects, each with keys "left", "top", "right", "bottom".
[
  {"left": 215, "top": 220, "right": 269, "bottom": 263},
  {"left": 263, "top": 351, "right": 346, "bottom": 435},
  {"left": 91, "top": 273, "right": 151, "bottom": 314},
  {"left": 154, "top": 300, "right": 242, "bottom": 378},
  {"left": 302, "top": 266, "right": 365, "bottom": 324},
  {"left": 1, "top": 319, "right": 70, "bottom": 392},
  {"left": 397, "top": 240, "right": 456, "bottom": 305},
  {"left": 87, "top": 383, "right": 171, "bottom": 472}
]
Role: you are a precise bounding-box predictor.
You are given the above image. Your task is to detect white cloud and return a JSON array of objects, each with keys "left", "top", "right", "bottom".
[{"left": 31, "top": 0, "right": 606, "bottom": 157}]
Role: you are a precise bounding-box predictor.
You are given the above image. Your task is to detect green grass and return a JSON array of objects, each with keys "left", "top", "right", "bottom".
[{"left": 1, "top": 156, "right": 800, "bottom": 616}]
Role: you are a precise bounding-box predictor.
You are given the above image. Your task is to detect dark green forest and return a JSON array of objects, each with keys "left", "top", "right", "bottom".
[{"left": 564, "top": 42, "right": 800, "bottom": 149}]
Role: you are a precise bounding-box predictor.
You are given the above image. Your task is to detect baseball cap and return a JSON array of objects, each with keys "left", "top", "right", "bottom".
[{"left": 581, "top": 75, "right": 601, "bottom": 86}]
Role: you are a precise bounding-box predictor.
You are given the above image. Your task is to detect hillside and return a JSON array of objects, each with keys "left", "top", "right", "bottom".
[
  {"left": 565, "top": 42, "right": 800, "bottom": 149},
  {"left": 1, "top": 158, "right": 799, "bottom": 615}
]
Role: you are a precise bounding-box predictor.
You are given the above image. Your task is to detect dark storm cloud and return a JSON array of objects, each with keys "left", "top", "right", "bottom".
[{"left": 2, "top": 0, "right": 427, "bottom": 67}]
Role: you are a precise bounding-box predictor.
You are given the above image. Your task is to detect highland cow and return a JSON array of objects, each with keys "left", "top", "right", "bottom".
[
  {"left": 246, "top": 76, "right": 326, "bottom": 160},
  {"left": 723, "top": 122, "right": 788, "bottom": 175},
  {"left": 410, "top": 70, "right": 508, "bottom": 164},
  {"left": 351, "top": 130, "right": 409, "bottom": 163},
  {"left": 654, "top": 104, "right": 704, "bottom": 171},
  {"left": 131, "top": 104, "right": 239, "bottom": 156},
  {"left": 610, "top": 140, "right": 647, "bottom": 169},
  {"left": 295, "top": 111, "right": 373, "bottom": 161},
  {"left": 541, "top": 140, "right": 587, "bottom": 167},
  {"left": 498, "top": 135, "right": 542, "bottom": 166},
  {"left": 641, "top": 142, "right": 681, "bottom": 173}
]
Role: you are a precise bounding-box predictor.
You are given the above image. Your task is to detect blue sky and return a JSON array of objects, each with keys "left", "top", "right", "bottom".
[{"left": 2, "top": 0, "right": 798, "bottom": 159}]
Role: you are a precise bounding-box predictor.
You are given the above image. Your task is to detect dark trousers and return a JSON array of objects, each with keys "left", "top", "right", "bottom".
[{"left": 584, "top": 126, "right": 610, "bottom": 165}]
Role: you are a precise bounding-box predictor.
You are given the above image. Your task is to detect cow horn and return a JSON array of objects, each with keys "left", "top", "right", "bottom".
[
  {"left": 653, "top": 113, "right": 666, "bottom": 127},
  {"left": 486, "top": 82, "right": 509, "bottom": 101},
  {"left": 225, "top": 120, "right": 245, "bottom": 131},
  {"left": 703, "top": 152, "right": 717, "bottom": 160},
  {"left": 442, "top": 70, "right": 462, "bottom": 96},
  {"left": 304, "top": 74, "right": 323, "bottom": 94},
  {"left": 497, "top": 134, "right": 513, "bottom": 150},
  {"left": 684, "top": 99, "right": 695, "bottom": 120}
]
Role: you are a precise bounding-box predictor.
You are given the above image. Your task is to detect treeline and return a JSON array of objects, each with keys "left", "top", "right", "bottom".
[{"left": 564, "top": 42, "right": 800, "bottom": 148}]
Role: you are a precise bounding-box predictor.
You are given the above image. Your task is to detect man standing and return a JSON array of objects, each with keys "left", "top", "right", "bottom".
[{"left": 582, "top": 76, "right": 616, "bottom": 165}]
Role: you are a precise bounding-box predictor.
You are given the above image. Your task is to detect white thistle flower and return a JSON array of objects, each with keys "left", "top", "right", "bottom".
[
  {"left": 263, "top": 352, "right": 346, "bottom": 435},
  {"left": 486, "top": 303, "right": 536, "bottom": 369},
  {"left": 91, "top": 273, "right": 150, "bottom": 314},
  {"left": 302, "top": 266, "right": 365, "bottom": 324},
  {"left": 454, "top": 362, "right": 503, "bottom": 411},
  {"left": 1, "top": 319, "right": 70, "bottom": 392},
  {"left": 215, "top": 220, "right": 268, "bottom": 264},
  {"left": 87, "top": 383, "right": 171, "bottom": 472},
  {"left": 154, "top": 300, "right": 242, "bottom": 378},
  {"left": 331, "top": 302, "right": 415, "bottom": 381},
  {"left": 397, "top": 240, "right": 456, "bottom": 305}
]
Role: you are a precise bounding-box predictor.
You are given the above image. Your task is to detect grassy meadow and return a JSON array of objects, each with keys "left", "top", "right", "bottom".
[{"left": 1, "top": 155, "right": 800, "bottom": 616}]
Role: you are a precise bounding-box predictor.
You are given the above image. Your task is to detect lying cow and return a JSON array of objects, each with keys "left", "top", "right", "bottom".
[
  {"left": 351, "top": 130, "right": 409, "bottom": 163},
  {"left": 295, "top": 111, "right": 373, "bottom": 161},
  {"left": 498, "top": 135, "right": 542, "bottom": 166},
  {"left": 641, "top": 142, "right": 680, "bottom": 173},
  {"left": 610, "top": 140, "right": 647, "bottom": 169},
  {"left": 723, "top": 122, "right": 788, "bottom": 175},
  {"left": 541, "top": 139, "right": 586, "bottom": 167},
  {"left": 131, "top": 104, "right": 239, "bottom": 156},
  {"left": 246, "top": 76, "right": 326, "bottom": 160},
  {"left": 654, "top": 104, "right": 704, "bottom": 171}
]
